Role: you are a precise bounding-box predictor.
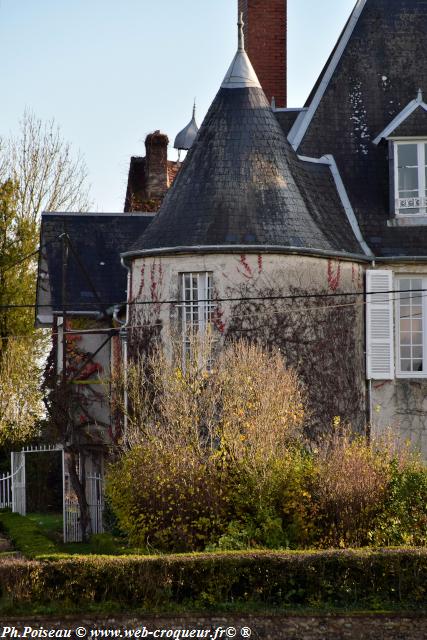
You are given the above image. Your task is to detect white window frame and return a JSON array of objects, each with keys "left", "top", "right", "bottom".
[
  {"left": 179, "top": 272, "right": 214, "bottom": 361},
  {"left": 394, "top": 139, "right": 427, "bottom": 215},
  {"left": 395, "top": 275, "right": 427, "bottom": 378}
]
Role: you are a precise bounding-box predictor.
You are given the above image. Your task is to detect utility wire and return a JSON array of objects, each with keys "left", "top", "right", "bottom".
[
  {"left": 1, "top": 289, "right": 424, "bottom": 343},
  {"left": 0, "top": 287, "right": 424, "bottom": 311}
]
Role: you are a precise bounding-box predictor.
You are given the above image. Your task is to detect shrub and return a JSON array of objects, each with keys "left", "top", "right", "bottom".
[
  {"left": 108, "top": 340, "right": 305, "bottom": 553},
  {"left": 0, "top": 550, "right": 427, "bottom": 613},
  {"left": 107, "top": 445, "right": 231, "bottom": 552},
  {"left": 371, "top": 459, "right": 427, "bottom": 546},
  {"left": 309, "top": 431, "right": 390, "bottom": 548}
]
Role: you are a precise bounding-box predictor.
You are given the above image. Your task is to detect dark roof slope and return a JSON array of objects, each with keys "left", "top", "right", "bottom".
[
  {"left": 126, "top": 86, "right": 364, "bottom": 258},
  {"left": 274, "top": 109, "right": 306, "bottom": 136},
  {"left": 296, "top": 0, "right": 427, "bottom": 257},
  {"left": 36, "top": 213, "right": 154, "bottom": 321},
  {"left": 390, "top": 106, "right": 427, "bottom": 138}
]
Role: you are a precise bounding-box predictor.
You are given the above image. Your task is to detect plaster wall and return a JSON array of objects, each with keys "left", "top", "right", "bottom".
[
  {"left": 129, "top": 251, "right": 366, "bottom": 432},
  {"left": 370, "top": 262, "right": 427, "bottom": 457},
  {"left": 56, "top": 325, "right": 111, "bottom": 444}
]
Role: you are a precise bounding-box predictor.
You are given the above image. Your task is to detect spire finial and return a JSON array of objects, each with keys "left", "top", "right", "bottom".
[
  {"left": 238, "top": 12, "right": 245, "bottom": 52},
  {"left": 192, "top": 99, "right": 196, "bottom": 120},
  {"left": 417, "top": 88, "right": 423, "bottom": 103}
]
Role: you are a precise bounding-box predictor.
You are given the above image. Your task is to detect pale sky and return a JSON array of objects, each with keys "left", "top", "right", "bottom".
[{"left": 1, "top": 0, "right": 356, "bottom": 212}]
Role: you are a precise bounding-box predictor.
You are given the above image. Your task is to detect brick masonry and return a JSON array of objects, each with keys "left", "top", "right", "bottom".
[{"left": 238, "top": 0, "right": 287, "bottom": 107}]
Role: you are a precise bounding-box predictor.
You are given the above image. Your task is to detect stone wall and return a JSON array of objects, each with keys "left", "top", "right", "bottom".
[{"left": 129, "top": 252, "right": 366, "bottom": 435}]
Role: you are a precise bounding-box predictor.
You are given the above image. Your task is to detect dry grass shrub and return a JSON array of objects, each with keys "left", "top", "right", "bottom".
[
  {"left": 107, "top": 338, "right": 306, "bottom": 551},
  {"left": 310, "top": 426, "right": 391, "bottom": 547}
]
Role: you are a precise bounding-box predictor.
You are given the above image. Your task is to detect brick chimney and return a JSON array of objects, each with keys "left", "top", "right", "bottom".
[
  {"left": 145, "top": 130, "right": 169, "bottom": 199},
  {"left": 238, "top": 0, "right": 287, "bottom": 108}
]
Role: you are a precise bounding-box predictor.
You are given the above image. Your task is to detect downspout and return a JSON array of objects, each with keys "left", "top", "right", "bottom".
[
  {"left": 366, "top": 258, "right": 376, "bottom": 441},
  {"left": 119, "top": 257, "right": 132, "bottom": 444}
]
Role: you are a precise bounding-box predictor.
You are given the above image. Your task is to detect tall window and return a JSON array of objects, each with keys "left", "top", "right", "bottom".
[
  {"left": 397, "top": 277, "right": 424, "bottom": 375},
  {"left": 180, "top": 272, "right": 213, "bottom": 360},
  {"left": 395, "top": 141, "right": 427, "bottom": 214}
]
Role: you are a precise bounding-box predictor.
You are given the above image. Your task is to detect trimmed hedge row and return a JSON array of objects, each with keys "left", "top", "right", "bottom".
[{"left": 0, "top": 549, "right": 427, "bottom": 612}]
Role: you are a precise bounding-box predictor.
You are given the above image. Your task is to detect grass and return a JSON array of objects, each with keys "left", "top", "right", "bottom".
[
  {"left": 26, "top": 512, "right": 63, "bottom": 540},
  {"left": 0, "top": 511, "right": 136, "bottom": 557}
]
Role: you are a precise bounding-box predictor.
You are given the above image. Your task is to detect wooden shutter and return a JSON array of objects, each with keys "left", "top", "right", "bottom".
[{"left": 366, "top": 269, "right": 394, "bottom": 380}]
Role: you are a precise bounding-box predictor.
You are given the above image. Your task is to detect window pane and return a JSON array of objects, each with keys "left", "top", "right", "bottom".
[
  {"left": 400, "top": 319, "right": 411, "bottom": 332},
  {"left": 413, "top": 346, "right": 423, "bottom": 359},
  {"left": 398, "top": 277, "right": 425, "bottom": 373},
  {"left": 400, "top": 359, "right": 412, "bottom": 372},
  {"left": 401, "top": 332, "right": 411, "bottom": 345},
  {"left": 401, "top": 346, "right": 411, "bottom": 359},
  {"left": 412, "top": 319, "right": 423, "bottom": 332},
  {"left": 398, "top": 143, "right": 418, "bottom": 168},
  {"left": 413, "top": 359, "right": 423, "bottom": 372}
]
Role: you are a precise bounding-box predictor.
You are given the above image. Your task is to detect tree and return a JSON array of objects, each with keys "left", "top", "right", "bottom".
[
  {"left": 0, "top": 112, "right": 91, "bottom": 448},
  {"left": 0, "top": 179, "right": 44, "bottom": 445},
  {"left": 1, "top": 111, "right": 91, "bottom": 222}
]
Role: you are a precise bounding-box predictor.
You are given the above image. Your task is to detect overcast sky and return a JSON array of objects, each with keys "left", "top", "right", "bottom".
[{"left": 1, "top": 0, "right": 356, "bottom": 212}]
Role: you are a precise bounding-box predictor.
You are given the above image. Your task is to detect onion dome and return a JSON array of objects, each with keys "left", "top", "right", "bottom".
[
  {"left": 123, "top": 15, "right": 363, "bottom": 259},
  {"left": 174, "top": 102, "right": 199, "bottom": 153}
]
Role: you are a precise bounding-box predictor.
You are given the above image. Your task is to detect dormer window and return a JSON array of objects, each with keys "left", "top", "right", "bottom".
[{"left": 395, "top": 141, "right": 427, "bottom": 215}]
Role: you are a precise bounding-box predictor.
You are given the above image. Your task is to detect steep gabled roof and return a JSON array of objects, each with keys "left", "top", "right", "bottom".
[
  {"left": 292, "top": 0, "right": 427, "bottom": 258},
  {"left": 373, "top": 91, "right": 427, "bottom": 143},
  {"left": 36, "top": 213, "right": 154, "bottom": 325}
]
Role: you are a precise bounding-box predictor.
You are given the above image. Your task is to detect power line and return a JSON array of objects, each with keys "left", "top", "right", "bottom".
[
  {"left": 0, "top": 287, "right": 424, "bottom": 311},
  {"left": 1, "top": 289, "right": 425, "bottom": 343}
]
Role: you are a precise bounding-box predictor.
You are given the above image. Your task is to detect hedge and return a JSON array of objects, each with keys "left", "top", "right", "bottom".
[{"left": 0, "top": 549, "right": 427, "bottom": 613}]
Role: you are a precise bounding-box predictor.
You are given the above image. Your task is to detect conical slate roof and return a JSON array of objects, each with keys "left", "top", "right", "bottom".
[{"left": 124, "top": 20, "right": 364, "bottom": 259}]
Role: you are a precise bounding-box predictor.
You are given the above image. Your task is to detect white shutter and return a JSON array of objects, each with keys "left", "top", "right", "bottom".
[{"left": 366, "top": 269, "right": 394, "bottom": 380}]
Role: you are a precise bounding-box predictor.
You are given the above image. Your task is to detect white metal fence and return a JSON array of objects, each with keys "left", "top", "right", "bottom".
[
  {"left": 2, "top": 445, "right": 105, "bottom": 544},
  {"left": 11, "top": 452, "right": 26, "bottom": 515},
  {"left": 64, "top": 473, "right": 104, "bottom": 542},
  {"left": 0, "top": 472, "right": 12, "bottom": 509}
]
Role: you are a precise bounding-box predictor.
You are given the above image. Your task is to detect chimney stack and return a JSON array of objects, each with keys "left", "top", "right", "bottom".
[
  {"left": 145, "top": 130, "right": 169, "bottom": 199},
  {"left": 238, "top": 0, "right": 287, "bottom": 108}
]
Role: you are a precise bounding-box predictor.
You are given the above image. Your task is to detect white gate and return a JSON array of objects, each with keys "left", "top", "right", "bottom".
[
  {"left": 11, "top": 451, "right": 26, "bottom": 515},
  {"left": 63, "top": 472, "right": 104, "bottom": 542},
  {"left": 5, "top": 445, "right": 104, "bottom": 543}
]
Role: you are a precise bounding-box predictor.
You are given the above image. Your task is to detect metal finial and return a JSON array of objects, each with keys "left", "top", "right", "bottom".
[
  {"left": 192, "top": 99, "right": 196, "bottom": 120},
  {"left": 238, "top": 12, "right": 245, "bottom": 51},
  {"left": 417, "top": 88, "right": 423, "bottom": 102}
]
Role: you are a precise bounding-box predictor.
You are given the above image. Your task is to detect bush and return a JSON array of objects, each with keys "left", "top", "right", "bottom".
[
  {"left": 0, "top": 550, "right": 427, "bottom": 613},
  {"left": 107, "top": 445, "right": 231, "bottom": 552},
  {"left": 309, "top": 432, "right": 390, "bottom": 548},
  {"left": 371, "top": 460, "right": 427, "bottom": 546},
  {"left": 108, "top": 340, "right": 305, "bottom": 553}
]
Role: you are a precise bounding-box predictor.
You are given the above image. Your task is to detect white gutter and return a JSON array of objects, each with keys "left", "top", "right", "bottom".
[
  {"left": 298, "top": 153, "right": 373, "bottom": 257},
  {"left": 373, "top": 91, "right": 427, "bottom": 145}
]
